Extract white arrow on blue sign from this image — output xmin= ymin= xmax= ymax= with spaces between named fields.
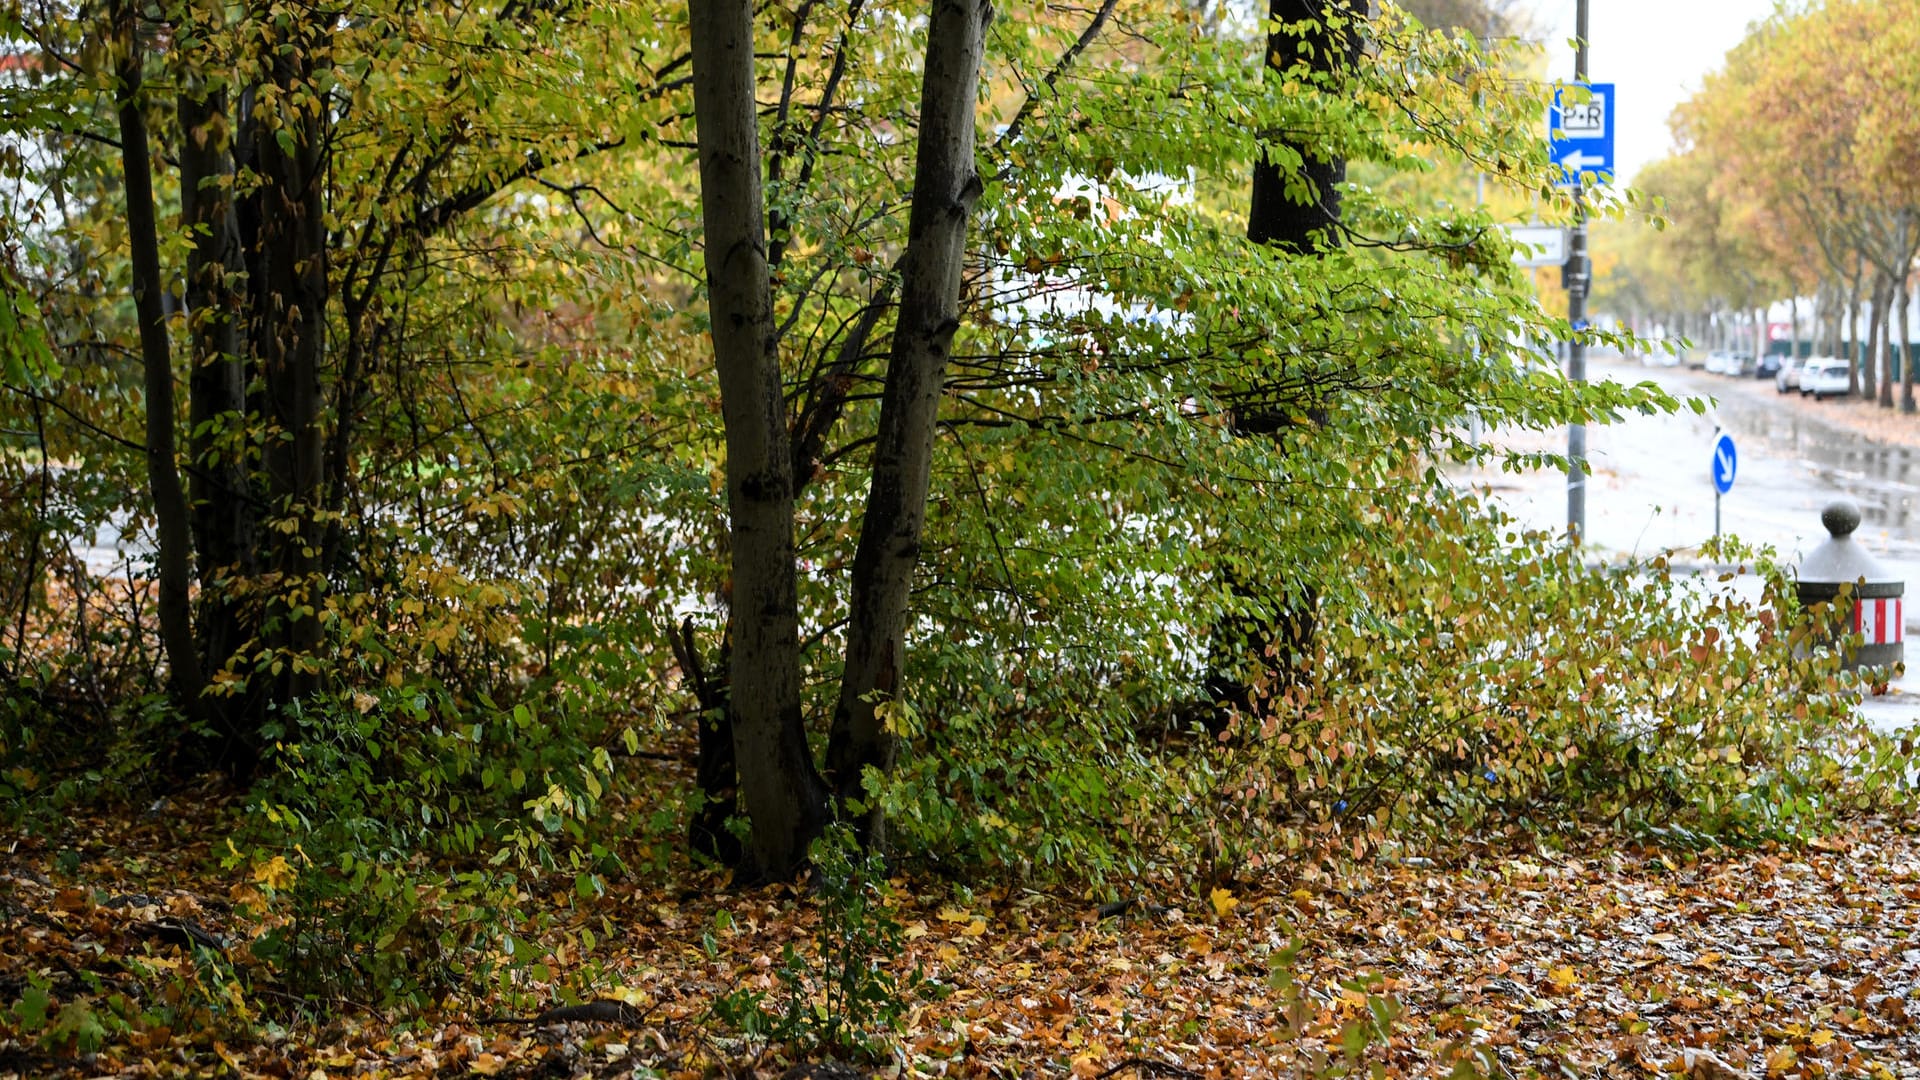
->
xmin=1549 ymin=83 xmax=1615 ymax=187
xmin=1712 ymin=432 xmax=1737 ymax=495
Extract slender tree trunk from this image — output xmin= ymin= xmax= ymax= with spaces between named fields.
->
xmin=688 ymin=0 xmax=829 ymax=880
xmin=1862 ymin=280 xmax=1880 ymax=400
xmin=1845 ymin=273 xmax=1861 ymax=392
xmin=1873 ymin=274 xmax=1889 ymax=409
xmin=180 ymin=83 xmax=251 ymax=608
xmin=669 ymin=619 xmax=740 ymax=866
xmin=1901 ymin=271 xmax=1914 ymax=414
xmin=826 ymin=0 xmax=992 ymax=848
xmin=178 ymin=77 xmax=260 ymax=765
xmin=113 ymin=3 xmax=206 ymax=716
xmin=246 ymin=12 xmax=330 ymax=708
xmin=1814 ymin=281 xmax=1829 ymax=358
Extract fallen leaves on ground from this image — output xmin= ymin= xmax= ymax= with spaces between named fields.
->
xmin=3 ymin=797 xmax=1919 ymax=1079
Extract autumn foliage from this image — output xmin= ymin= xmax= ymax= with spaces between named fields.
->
xmin=0 ymin=0 xmax=1915 ymax=1075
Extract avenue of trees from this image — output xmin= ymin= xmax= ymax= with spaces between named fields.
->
xmin=1600 ymin=0 xmax=1920 ymax=408
xmin=0 ymin=0 xmax=1908 ymax=1008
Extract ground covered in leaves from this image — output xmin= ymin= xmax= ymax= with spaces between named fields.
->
xmin=3 ymin=795 xmax=1918 ymax=1079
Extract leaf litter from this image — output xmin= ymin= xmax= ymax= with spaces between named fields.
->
xmin=2 ymin=797 xmax=1918 ymax=1079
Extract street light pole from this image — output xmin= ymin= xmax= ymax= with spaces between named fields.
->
xmin=1566 ymin=0 xmax=1590 ymax=544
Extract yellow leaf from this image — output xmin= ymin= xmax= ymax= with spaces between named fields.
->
xmin=253 ymin=855 xmax=298 ymax=891
xmin=1549 ymin=965 xmax=1578 ymax=990
xmin=963 ymin=918 xmax=988 ymax=938
xmin=1209 ymin=887 xmax=1240 ymax=918
xmin=936 ymin=945 xmax=960 ymax=963
xmin=936 ymin=906 xmax=971 ymax=923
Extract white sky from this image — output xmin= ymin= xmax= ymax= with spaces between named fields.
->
xmin=1525 ymin=0 xmax=1779 ymax=185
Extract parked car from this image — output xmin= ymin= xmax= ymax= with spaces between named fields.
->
xmin=1703 ymin=350 xmax=1731 ymax=374
xmin=1776 ymin=355 xmax=1809 ymax=393
xmin=1800 ymin=358 xmax=1851 ymax=399
xmin=1755 ymin=355 xmax=1782 ymax=379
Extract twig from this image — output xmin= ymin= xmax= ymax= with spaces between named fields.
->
xmin=475 ymin=999 xmax=647 ymax=1027
xmin=1093 ymin=1057 xmax=1204 ymax=1080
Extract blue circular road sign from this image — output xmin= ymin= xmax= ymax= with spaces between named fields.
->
xmin=1712 ymin=432 xmax=1737 ymax=495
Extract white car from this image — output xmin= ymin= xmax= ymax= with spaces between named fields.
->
xmin=1799 ymin=358 xmax=1851 ymax=399
xmin=1776 ymin=355 xmax=1808 ymax=392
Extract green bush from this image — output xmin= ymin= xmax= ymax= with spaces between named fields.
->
xmin=708 ymin=825 xmax=923 ymax=1061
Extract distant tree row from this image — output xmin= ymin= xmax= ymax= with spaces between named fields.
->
xmin=1597 ymin=0 xmax=1920 ymax=408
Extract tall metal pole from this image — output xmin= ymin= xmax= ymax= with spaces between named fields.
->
xmin=1566 ymin=0 xmax=1591 ymax=544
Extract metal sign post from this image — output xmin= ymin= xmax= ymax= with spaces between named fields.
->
xmin=1559 ymin=0 xmax=1600 ymax=544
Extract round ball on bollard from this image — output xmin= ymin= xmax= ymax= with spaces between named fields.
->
xmin=1820 ymin=499 xmax=1861 ymax=539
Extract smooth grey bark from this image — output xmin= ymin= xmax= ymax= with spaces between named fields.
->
xmin=825 ymin=0 xmax=992 ymax=845
xmin=114 ymin=5 xmax=206 ymax=714
xmin=688 ymin=0 xmax=829 ymax=879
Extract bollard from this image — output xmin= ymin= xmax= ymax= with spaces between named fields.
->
xmin=1795 ymin=499 xmax=1904 ymax=672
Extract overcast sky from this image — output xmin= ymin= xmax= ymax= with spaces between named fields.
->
xmin=1525 ymin=0 xmax=1780 ymax=185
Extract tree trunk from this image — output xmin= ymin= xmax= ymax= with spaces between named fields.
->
xmin=178 ymin=76 xmax=260 ymax=766
xmin=1203 ymin=0 xmax=1361 ymax=723
xmin=688 ymin=0 xmax=829 ymax=880
xmin=1845 ymin=272 xmax=1861 ymax=393
xmin=1816 ymin=281 xmax=1831 ymax=358
xmin=1862 ymin=280 xmax=1881 ymax=400
xmin=669 ymin=619 xmax=740 ymax=866
xmin=1873 ymin=274 xmax=1889 ymax=409
xmin=826 ymin=0 xmax=991 ymax=848
xmin=245 ymin=12 xmax=330 ymax=708
xmin=1248 ymin=0 xmax=1366 ymax=252
xmin=113 ymin=2 xmax=206 ymax=717
xmin=1901 ymin=271 xmax=1914 ymax=414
